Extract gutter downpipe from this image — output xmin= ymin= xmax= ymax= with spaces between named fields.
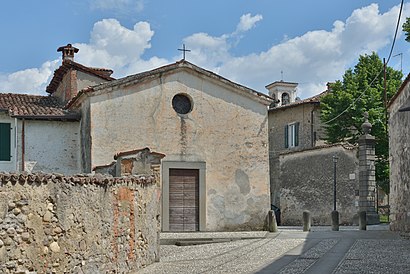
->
xmin=14 ymin=118 xmax=18 ymax=171
xmin=21 ymin=118 xmax=25 ymax=172
xmin=311 ymin=109 xmax=314 ymax=147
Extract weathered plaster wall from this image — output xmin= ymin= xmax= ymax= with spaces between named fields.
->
xmin=279 ymin=145 xmax=359 ymax=225
xmin=268 ymin=103 xmax=324 ymax=208
xmin=76 ymin=71 xmax=109 ymax=93
xmin=389 ymin=80 xmax=410 ymax=235
xmin=268 ymin=104 xmax=323 ymax=154
xmin=0 ymin=117 xmax=81 ymax=175
xmin=0 ymin=172 xmax=160 ymax=273
xmin=0 ymin=114 xmax=16 ymax=172
xmin=86 ymin=69 xmax=270 ymax=231
xmin=54 ymin=70 xmax=108 ymax=103
xmin=16 ymin=120 xmax=81 ymax=175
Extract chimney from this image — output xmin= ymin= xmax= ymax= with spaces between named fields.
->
xmin=57 ymin=44 xmax=79 ymax=62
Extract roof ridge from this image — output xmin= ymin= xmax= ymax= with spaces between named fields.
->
xmin=65 ymin=60 xmax=273 ymax=109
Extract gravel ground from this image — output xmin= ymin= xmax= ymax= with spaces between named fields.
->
xmin=135 ymin=226 xmax=410 ymax=274
xmin=278 ymin=239 xmax=338 ymax=274
xmin=138 ymin=238 xmax=305 ymax=274
xmin=334 ymin=239 xmax=410 ymax=274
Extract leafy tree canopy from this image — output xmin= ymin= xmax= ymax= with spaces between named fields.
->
xmin=320 ymin=52 xmax=403 ymax=194
xmin=403 ymin=17 xmax=410 ymax=42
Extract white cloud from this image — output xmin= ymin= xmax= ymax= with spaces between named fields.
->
xmin=186 ymin=3 xmax=410 ymax=98
xmin=73 ymin=19 xmax=166 ymax=76
xmin=1 ymin=4 xmax=409 ymax=98
xmin=0 ymin=60 xmax=59 ymax=94
xmin=181 ymin=13 xmax=263 ymax=69
xmin=236 ymin=13 xmax=263 ymax=33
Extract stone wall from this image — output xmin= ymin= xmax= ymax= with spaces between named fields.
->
xmin=388 ymin=75 xmax=410 ymax=236
xmin=0 ymin=172 xmax=160 ymax=273
xmin=278 ymin=144 xmax=359 ymax=225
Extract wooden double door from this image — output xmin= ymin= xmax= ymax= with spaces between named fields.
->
xmin=169 ymin=169 xmax=199 ymax=231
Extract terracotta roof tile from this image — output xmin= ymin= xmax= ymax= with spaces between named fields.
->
xmin=0 ymin=93 xmax=80 ymax=120
xmin=269 ymin=90 xmax=328 ymax=111
xmin=46 ymin=60 xmax=115 ymax=94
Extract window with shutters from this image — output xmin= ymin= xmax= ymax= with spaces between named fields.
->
xmin=0 ymin=123 xmax=11 ymax=161
xmin=284 ymin=122 xmax=299 ymax=148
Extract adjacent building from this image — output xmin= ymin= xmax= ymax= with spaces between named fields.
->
xmin=267 ymin=82 xmax=359 ymax=225
xmin=388 ymin=73 xmax=410 ymax=235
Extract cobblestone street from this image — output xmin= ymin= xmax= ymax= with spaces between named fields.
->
xmin=137 ymin=225 xmax=410 ymax=274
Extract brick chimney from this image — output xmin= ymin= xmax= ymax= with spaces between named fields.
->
xmin=57 ymin=44 xmax=79 ymax=62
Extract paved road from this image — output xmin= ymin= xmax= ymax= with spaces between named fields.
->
xmin=137 ymin=225 xmax=410 ymax=274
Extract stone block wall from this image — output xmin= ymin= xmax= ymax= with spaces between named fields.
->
xmin=0 ymin=172 xmax=160 ymax=274
xmin=388 ymin=77 xmax=410 ymax=237
xmin=278 ymin=144 xmax=359 ymax=225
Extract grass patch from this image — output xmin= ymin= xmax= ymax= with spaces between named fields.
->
xmin=379 ymin=214 xmax=389 ymax=223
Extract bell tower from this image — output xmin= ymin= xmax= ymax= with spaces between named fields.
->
xmin=265 ymin=81 xmax=298 ymax=107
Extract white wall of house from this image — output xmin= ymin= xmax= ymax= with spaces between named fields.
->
xmin=85 ymin=69 xmax=271 ymax=231
xmin=16 ymin=120 xmax=81 ymax=175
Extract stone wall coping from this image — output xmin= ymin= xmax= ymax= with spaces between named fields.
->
xmin=279 ymin=142 xmax=357 ymax=156
xmin=0 ymin=172 xmax=155 ymax=186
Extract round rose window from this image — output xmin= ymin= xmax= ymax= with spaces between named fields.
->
xmin=172 ymin=94 xmax=192 ymax=114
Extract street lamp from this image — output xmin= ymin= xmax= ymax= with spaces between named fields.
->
xmin=332 ymin=155 xmax=339 ymax=211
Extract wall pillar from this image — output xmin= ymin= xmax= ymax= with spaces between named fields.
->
xmin=358 ymin=112 xmax=379 ymax=224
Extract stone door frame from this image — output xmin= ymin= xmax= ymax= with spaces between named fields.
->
xmin=161 ymin=161 xmax=206 ymax=231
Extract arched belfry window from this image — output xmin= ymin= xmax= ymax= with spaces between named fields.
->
xmin=282 ymin=93 xmax=290 ymax=105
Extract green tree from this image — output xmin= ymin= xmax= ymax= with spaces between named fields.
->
xmin=402 ymin=17 xmax=410 ymax=42
xmin=320 ymin=52 xmax=403 ymax=194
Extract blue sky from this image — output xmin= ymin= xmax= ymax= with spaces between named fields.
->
xmin=0 ymin=0 xmax=409 ymax=98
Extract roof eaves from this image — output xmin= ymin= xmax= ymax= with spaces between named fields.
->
xmin=10 ymin=114 xmax=81 ymax=121
xmin=70 ymin=60 xmax=273 ymax=106
xmin=387 ymin=72 xmax=410 ymax=109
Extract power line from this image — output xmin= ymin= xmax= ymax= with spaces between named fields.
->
xmin=322 ymin=67 xmax=384 ymax=125
xmin=386 ymin=0 xmax=405 ymax=65
xmin=322 ymin=0 xmax=404 ymax=125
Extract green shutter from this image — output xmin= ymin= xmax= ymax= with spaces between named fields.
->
xmin=0 ymin=123 xmax=11 ymax=161
xmin=284 ymin=124 xmax=289 ymax=148
xmin=295 ymin=122 xmax=300 ymax=147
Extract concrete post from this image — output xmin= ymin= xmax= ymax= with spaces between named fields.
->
xmin=303 ymin=210 xmax=311 ymax=232
xmin=268 ymin=210 xmax=278 ymax=232
xmin=359 ymin=211 xmax=367 ymax=230
xmin=331 ymin=210 xmax=339 ymax=231
xmin=358 ymin=112 xmax=380 ymax=224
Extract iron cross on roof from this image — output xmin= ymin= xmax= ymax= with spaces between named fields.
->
xmin=178 ymin=44 xmax=191 ymax=60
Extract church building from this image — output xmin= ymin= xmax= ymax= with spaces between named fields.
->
xmin=0 ymin=44 xmax=273 ymax=232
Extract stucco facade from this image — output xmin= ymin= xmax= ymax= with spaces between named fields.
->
xmin=0 ymin=113 xmax=80 ymax=175
xmin=388 ymin=74 xmax=410 ymax=235
xmin=77 ymin=63 xmax=272 ymax=231
xmin=268 ymin=95 xmax=326 ymax=207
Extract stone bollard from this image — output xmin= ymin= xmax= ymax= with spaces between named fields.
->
xmin=359 ymin=211 xmax=367 ymax=230
xmin=331 ymin=210 xmax=339 ymax=231
xmin=268 ymin=210 xmax=278 ymax=232
xmin=302 ymin=210 xmax=311 ymax=232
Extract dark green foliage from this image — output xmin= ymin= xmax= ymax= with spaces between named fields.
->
xmin=320 ymin=52 xmax=403 ymax=194
xmin=403 ymin=17 xmax=410 ymax=43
